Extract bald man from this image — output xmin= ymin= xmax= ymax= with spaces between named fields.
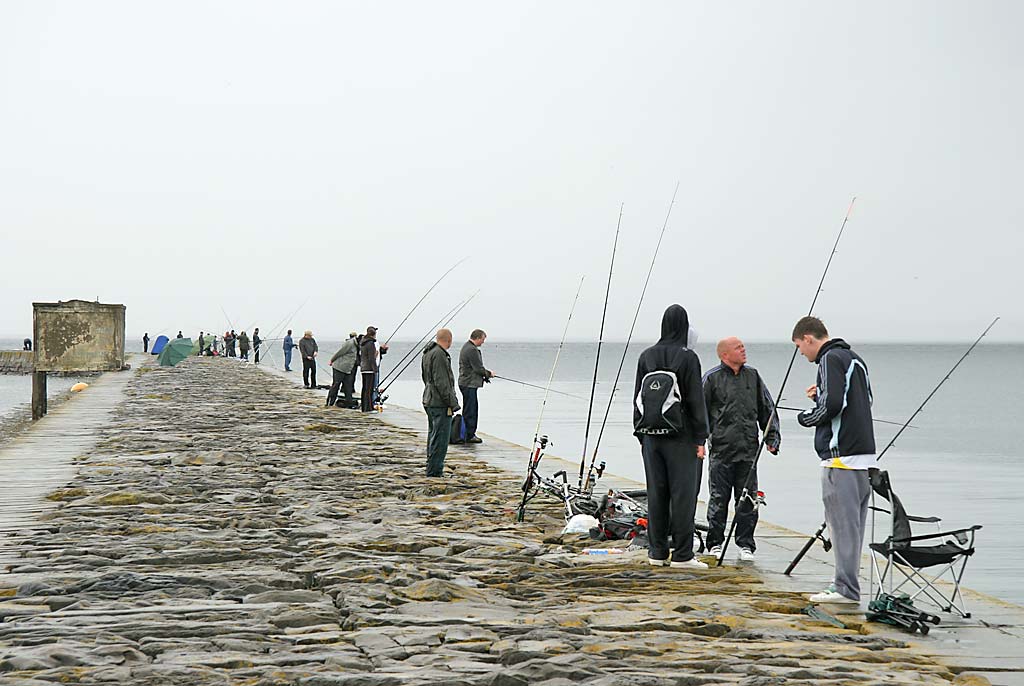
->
xmin=421 ymin=328 xmax=461 ymax=477
xmin=701 ymin=337 xmax=781 ymax=561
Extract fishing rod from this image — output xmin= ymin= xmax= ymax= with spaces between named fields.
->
xmin=382 ymin=257 xmax=468 ymax=348
xmin=582 ymin=184 xmax=679 ymax=493
xmin=378 ymin=291 xmax=480 ymax=397
xmin=578 ymin=204 xmax=622 ymax=489
xmin=491 ymin=375 xmax=587 ymax=401
xmin=717 ymin=196 xmax=857 ymax=566
xmin=517 ymin=276 xmax=585 ymax=523
xmin=379 ymin=300 xmax=465 ymax=386
xmin=783 ymin=316 xmax=999 ymax=576
xmin=256 ymin=298 xmax=310 ymax=367
xmin=775 ymin=405 xmax=913 ymax=428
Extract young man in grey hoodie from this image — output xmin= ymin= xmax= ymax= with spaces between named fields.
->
xmin=422 ymin=328 xmax=460 ymax=477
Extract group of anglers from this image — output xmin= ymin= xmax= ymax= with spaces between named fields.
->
xmin=141 ymin=330 xmax=264 ymax=362
xmin=631 ymin=304 xmax=872 ymax=605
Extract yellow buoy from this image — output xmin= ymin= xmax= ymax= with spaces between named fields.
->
xmin=70 ymin=383 xmax=89 ymax=393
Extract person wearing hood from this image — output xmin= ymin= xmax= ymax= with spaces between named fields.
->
xmin=359 ymin=327 xmax=388 ymax=411
xmin=702 ymin=337 xmax=781 ymax=561
xmin=299 ymin=330 xmax=318 ymax=388
xmin=793 ymin=316 xmax=876 ymax=605
xmin=327 ymin=332 xmax=360 ymax=407
xmin=633 ymin=304 xmax=709 ymax=569
xmin=422 ymin=328 xmax=460 ymax=477
xmin=142 ymin=333 xmax=149 ymax=353
xmin=238 ymin=331 xmax=251 ymax=361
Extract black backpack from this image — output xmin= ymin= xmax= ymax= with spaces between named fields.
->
xmin=449 ymin=414 xmax=467 ymax=444
xmin=634 ymin=352 xmax=686 ymax=436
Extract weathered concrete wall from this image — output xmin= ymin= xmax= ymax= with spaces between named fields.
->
xmin=32 ymin=300 xmax=126 ymax=372
xmin=0 ymin=351 xmax=33 ymax=374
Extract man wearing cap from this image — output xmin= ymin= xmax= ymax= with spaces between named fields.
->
xmin=359 ymin=327 xmax=389 ymax=412
xmin=299 ymin=330 xmax=319 ymax=388
xmin=327 ymin=332 xmax=360 ymax=407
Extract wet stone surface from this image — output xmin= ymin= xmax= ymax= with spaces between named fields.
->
xmin=0 ymin=358 xmax=981 ymax=684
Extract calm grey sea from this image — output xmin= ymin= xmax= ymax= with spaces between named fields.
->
xmin=3 ymin=337 xmax=1019 ymax=605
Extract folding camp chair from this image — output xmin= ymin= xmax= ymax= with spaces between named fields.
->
xmin=868 ymin=469 xmax=982 ymax=618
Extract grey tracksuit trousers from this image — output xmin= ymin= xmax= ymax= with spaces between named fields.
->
xmin=821 ymin=468 xmax=871 ymax=600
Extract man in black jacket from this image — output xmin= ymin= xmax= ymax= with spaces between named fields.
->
xmin=458 ymin=329 xmax=494 ymax=444
xmin=633 ymin=304 xmax=709 ymax=569
xmin=359 ymin=327 xmax=388 ymax=412
xmin=702 ymin=337 xmax=780 ymax=561
xmin=422 ymin=328 xmax=460 ymax=477
xmin=793 ymin=316 xmax=876 ymax=604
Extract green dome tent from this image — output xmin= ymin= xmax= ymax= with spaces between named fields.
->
xmin=157 ymin=337 xmax=193 ymax=367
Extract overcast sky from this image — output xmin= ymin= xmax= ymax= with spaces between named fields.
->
xmin=1 ymin=2 xmax=1021 ymax=343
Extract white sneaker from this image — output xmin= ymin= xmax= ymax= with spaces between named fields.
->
xmin=808 ymin=589 xmax=858 ymax=604
xmin=670 ymin=558 xmax=709 ymax=570
xmin=648 ymin=557 xmax=669 ymax=567
xmin=708 ymin=545 xmax=723 ymax=557
xmin=738 ymin=548 xmax=755 ymax=561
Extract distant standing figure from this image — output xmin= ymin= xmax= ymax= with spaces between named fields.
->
xmin=327 ymin=332 xmax=360 ymax=407
xmin=197 ymin=332 xmax=205 ymax=356
xmin=238 ymin=331 xmax=251 ymax=361
xmin=299 ymin=330 xmax=318 ymax=388
xmin=228 ymin=330 xmax=237 ymax=357
xmin=22 ymin=338 xmax=32 ymax=352
xmin=252 ymin=328 xmax=262 ymax=364
xmin=283 ymin=329 xmax=297 ymax=371
xmin=211 ymin=335 xmax=220 ymax=355
xmin=143 ymin=333 xmax=150 ymax=353
xmin=458 ymin=329 xmax=494 ymax=444
xmin=633 ymin=304 xmax=709 ymax=569
xmin=359 ymin=327 xmax=388 ymax=412
xmin=421 ymin=328 xmax=460 ymax=477
xmin=177 ymin=331 xmax=184 ymax=339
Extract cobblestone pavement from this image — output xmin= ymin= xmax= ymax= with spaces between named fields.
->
xmin=0 ymin=358 xmax=986 ymax=685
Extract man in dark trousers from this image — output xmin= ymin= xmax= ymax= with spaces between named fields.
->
xmin=422 ymin=328 xmax=460 ymax=477
xmin=197 ymin=332 xmax=205 ymax=355
xmin=793 ymin=316 xmax=876 ymax=605
xmin=327 ymin=332 xmax=359 ymax=407
xmin=457 ymin=329 xmax=494 ymax=444
xmin=299 ymin=330 xmax=318 ymax=388
xmin=359 ymin=327 xmax=388 ymax=411
xmin=238 ymin=331 xmax=251 ymax=361
xmin=252 ymin=328 xmax=262 ymax=364
xmin=143 ymin=333 xmax=149 ymax=353
xmin=702 ymin=336 xmax=781 ymax=562
xmin=633 ymin=304 xmax=709 ymax=569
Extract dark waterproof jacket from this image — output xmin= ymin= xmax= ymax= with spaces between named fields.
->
xmin=797 ymin=338 xmax=876 ymax=460
xmin=298 ymin=336 xmax=318 ymax=359
xmin=457 ymin=340 xmax=491 ymax=389
xmin=632 ymin=305 xmax=708 ymax=444
xmin=238 ymin=333 xmax=250 ymax=352
xmin=359 ymin=337 xmax=381 ymax=373
xmin=421 ymin=342 xmax=460 ymax=410
xmin=702 ymin=364 xmax=780 ymax=463
xmin=253 ymin=333 xmax=262 ymax=348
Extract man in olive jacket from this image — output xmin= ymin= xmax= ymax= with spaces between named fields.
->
xmin=457 ymin=329 xmax=494 ymax=444
xmin=422 ymin=328 xmax=461 ymax=477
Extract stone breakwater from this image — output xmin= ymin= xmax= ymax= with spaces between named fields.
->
xmin=0 ymin=358 xmax=985 ymax=685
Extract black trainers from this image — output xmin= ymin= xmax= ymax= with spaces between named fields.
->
xmin=467 ymin=436 xmax=483 ymax=444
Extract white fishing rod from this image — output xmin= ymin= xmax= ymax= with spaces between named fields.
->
xmin=516 ymin=275 xmax=585 ymax=523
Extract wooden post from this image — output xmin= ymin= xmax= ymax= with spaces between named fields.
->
xmin=31 ymin=371 xmax=47 ymax=420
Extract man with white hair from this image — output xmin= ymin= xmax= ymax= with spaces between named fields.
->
xmin=421 ymin=328 xmax=461 ymax=477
